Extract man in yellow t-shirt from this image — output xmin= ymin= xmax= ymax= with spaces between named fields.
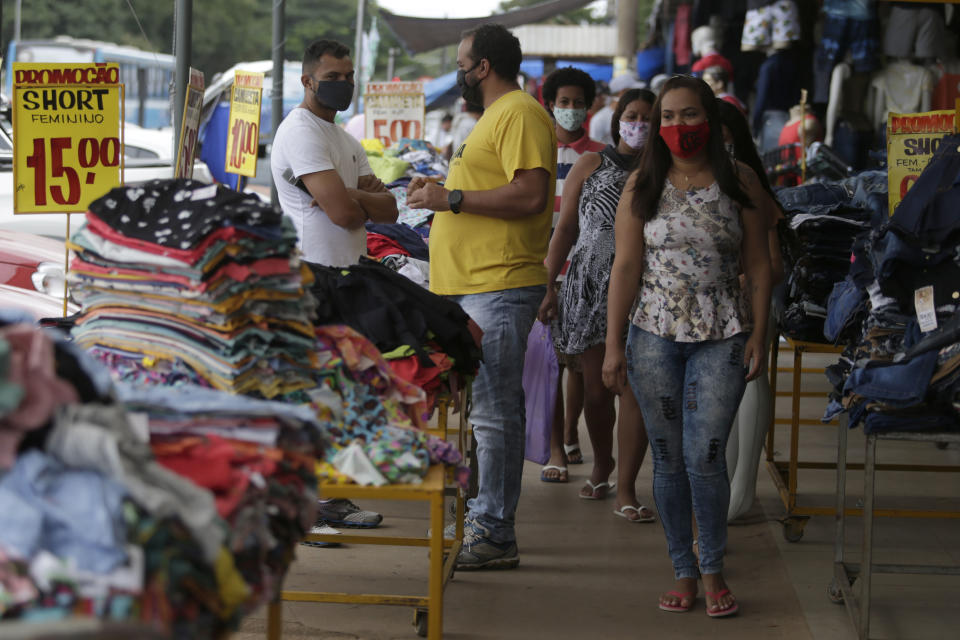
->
xmin=407 ymin=23 xmax=556 ymax=571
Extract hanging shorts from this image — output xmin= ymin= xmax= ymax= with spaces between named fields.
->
xmin=741 ymin=0 xmax=802 ymax=50
xmin=883 ymin=5 xmax=945 ymax=59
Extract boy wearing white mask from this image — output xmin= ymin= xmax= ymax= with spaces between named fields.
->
xmin=539 ymin=67 xmax=606 ymax=484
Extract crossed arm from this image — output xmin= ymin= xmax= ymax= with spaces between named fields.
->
xmin=300 ymin=170 xmax=398 ymax=230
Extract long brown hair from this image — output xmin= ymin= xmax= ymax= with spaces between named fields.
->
xmin=630 ymin=75 xmax=753 ymax=221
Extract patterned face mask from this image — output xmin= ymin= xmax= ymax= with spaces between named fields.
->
xmin=619 ymin=120 xmax=650 ymax=149
xmin=660 ymin=121 xmax=711 ymax=158
xmin=553 ymin=107 xmax=588 ymax=132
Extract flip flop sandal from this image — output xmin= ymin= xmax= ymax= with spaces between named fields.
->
xmin=540 ymin=465 xmax=569 ymax=483
xmin=659 ymin=591 xmax=696 ymax=613
xmin=613 ymin=504 xmax=657 ymax=523
xmin=705 ymin=589 xmax=739 ymax=618
xmin=578 ymin=480 xmax=616 ymax=500
xmin=563 ymin=443 xmax=584 ymax=464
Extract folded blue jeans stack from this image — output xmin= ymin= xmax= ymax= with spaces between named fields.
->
xmin=821 ymin=138 xmax=960 ymax=433
xmin=776 ymin=171 xmax=883 ymax=342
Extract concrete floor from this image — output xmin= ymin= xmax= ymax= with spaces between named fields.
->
xmin=239 ymin=350 xmax=960 ymax=639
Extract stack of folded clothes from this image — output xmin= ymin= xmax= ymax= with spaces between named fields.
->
xmin=67 ymin=179 xmax=318 ymax=398
xmin=0 ymin=316 xmax=324 ymax=636
xmin=823 ymin=139 xmax=960 ymax=433
xmin=309 ymin=257 xmax=482 ymax=415
xmin=777 ymin=170 xmax=886 ymax=341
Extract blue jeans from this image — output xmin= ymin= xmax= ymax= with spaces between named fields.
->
xmin=448 ymin=285 xmax=544 ymax=543
xmin=625 ymin=327 xmax=748 ymax=579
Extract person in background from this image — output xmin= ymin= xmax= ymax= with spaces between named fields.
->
xmin=589 ymin=73 xmax=644 ymax=146
xmin=538 ymin=66 xmax=605 ymax=483
xmin=716 ymin=99 xmax=785 ymax=523
xmin=406 ymin=23 xmax=556 ymax=571
xmin=449 ymin=100 xmax=483 ymax=157
xmin=428 ymin=112 xmax=455 ymax=157
xmin=270 ymin=38 xmax=399 ymax=535
xmin=585 ymin=80 xmax=610 ymax=135
xmin=603 ymin=75 xmax=771 ymax=616
xmin=539 ymin=88 xmax=657 ymax=521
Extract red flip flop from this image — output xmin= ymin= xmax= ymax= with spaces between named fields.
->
xmin=705 ymin=589 xmax=739 ymax=618
xmin=659 ymin=591 xmax=696 ymax=612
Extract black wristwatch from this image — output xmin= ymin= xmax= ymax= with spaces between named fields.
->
xmin=448 ymin=189 xmax=464 ymax=214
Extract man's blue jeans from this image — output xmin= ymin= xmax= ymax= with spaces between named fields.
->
xmin=447 ymin=285 xmax=544 ymax=543
xmin=626 ymin=327 xmax=748 ymax=579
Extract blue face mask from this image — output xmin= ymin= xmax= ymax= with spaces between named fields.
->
xmin=553 ymin=107 xmax=588 ymax=132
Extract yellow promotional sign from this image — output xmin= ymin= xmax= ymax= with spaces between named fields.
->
xmin=12 ymin=62 xmax=123 ymax=213
xmin=364 ymin=82 xmax=425 ymax=146
xmin=887 ymin=109 xmax=955 ymax=215
xmin=224 ymin=70 xmax=263 ymax=178
xmin=175 ymin=67 xmax=205 ymax=179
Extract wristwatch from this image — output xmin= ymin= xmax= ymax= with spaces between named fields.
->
xmin=448 ymin=189 xmax=464 ymax=214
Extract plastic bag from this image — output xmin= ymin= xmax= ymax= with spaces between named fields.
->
xmin=522 ymin=321 xmax=558 ymax=465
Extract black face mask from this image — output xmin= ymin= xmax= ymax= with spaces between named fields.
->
xmin=456 ymin=62 xmax=483 ymax=106
xmin=313 ymin=79 xmax=354 ymax=112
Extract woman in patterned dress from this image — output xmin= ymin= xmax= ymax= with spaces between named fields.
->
xmin=538 ymin=89 xmax=658 ymax=521
xmin=602 ymin=76 xmax=772 ymax=617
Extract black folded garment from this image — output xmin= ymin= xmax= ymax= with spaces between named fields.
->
xmin=308 ymin=257 xmax=482 ymax=376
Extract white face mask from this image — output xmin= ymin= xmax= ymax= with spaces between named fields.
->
xmin=554 ymin=107 xmax=588 ymax=132
xmin=619 ymin=120 xmax=649 ymax=149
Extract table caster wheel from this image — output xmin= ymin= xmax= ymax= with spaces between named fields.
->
xmin=827 ymin=579 xmax=844 ymax=604
xmin=414 ymin=608 xmax=428 ymax=637
xmin=780 ymin=515 xmax=809 ymax=542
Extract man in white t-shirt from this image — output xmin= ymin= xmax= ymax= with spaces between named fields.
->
xmin=271 ymin=39 xmax=397 ymax=268
xmin=270 ymin=39 xmax=396 ymax=534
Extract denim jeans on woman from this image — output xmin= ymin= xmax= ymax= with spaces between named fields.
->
xmin=447 ymin=285 xmax=544 ymax=544
xmin=625 ymin=326 xmax=749 ymax=579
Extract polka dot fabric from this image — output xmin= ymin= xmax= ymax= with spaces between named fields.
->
xmin=88 ymin=179 xmax=282 ymax=251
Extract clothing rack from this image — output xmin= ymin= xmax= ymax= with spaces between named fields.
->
xmin=267 ymin=384 xmax=470 ymax=640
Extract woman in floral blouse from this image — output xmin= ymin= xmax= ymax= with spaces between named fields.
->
xmin=602 ymin=75 xmax=772 ymax=618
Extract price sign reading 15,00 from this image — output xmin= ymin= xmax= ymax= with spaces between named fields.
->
xmin=12 ymin=62 xmax=123 ymax=214
xmin=25 ymin=135 xmax=121 ymax=206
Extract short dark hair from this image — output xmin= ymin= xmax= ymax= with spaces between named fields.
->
xmin=541 ymin=66 xmax=596 ymax=107
xmin=461 ymin=24 xmax=522 ymax=81
xmin=611 ymin=88 xmax=656 ymax=146
xmin=303 ymin=39 xmax=350 ymax=75
xmin=441 ymin=113 xmax=453 ymax=123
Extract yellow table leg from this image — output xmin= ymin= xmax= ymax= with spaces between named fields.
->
xmin=788 ymin=343 xmax=803 ymax=511
xmin=267 ymin=599 xmax=281 ymax=640
xmin=428 ymin=488 xmax=445 ymax=640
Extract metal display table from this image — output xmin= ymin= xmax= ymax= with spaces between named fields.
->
xmin=831 ymin=424 xmax=960 ymax=639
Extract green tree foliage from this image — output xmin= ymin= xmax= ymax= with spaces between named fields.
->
xmin=1 ymin=0 xmax=422 ymax=80
xmin=496 ymin=0 xmax=608 ymax=25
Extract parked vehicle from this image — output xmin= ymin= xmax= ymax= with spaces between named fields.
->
xmin=4 ymin=36 xmax=176 ymax=128
xmin=0 ymin=120 xmax=214 ymax=238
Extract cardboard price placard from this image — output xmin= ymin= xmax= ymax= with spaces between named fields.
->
xmin=12 ymin=62 xmax=123 ymax=213
xmin=887 ymin=109 xmax=956 ymax=215
xmin=175 ymin=68 xmax=205 ymax=179
xmin=224 ymin=70 xmax=264 ymax=178
xmin=364 ymin=81 xmax=425 ymax=147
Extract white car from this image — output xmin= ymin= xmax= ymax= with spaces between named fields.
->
xmin=0 ymin=122 xmax=214 ymax=239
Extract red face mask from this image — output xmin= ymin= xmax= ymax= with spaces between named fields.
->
xmin=659 ymin=121 xmax=711 ymax=158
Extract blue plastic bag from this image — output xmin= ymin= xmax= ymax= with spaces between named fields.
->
xmin=522 ymin=321 xmax=558 ymax=465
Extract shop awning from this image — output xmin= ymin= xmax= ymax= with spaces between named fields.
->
xmin=380 ymin=0 xmax=595 ymax=55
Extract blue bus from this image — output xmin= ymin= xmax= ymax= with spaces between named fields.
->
xmin=3 ymin=36 xmax=176 ymax=128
